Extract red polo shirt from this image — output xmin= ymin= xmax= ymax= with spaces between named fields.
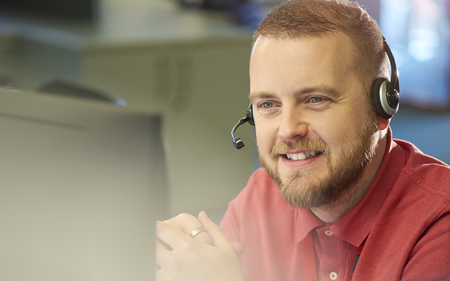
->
xmin=220 ymin=131 xmax=450 ymax=281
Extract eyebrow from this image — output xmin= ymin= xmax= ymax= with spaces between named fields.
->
xmin=249 ymin=85 xmax=341 ymax=102
xmin=248 ymin=91 xmax=276 ymax=102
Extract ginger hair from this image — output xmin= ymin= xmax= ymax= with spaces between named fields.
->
xmin=253 ymin=0 xmax=389 ymax=101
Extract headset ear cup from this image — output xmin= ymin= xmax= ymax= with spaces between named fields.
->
xmin=371 ymin=78 xmax=392 ymax=120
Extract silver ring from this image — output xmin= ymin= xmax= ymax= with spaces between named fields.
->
xmin=189 ymin=227 xmax=205 ymax=238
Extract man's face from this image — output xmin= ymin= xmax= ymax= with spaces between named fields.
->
xmin=250 ymin=34 xmax=379 ymax=209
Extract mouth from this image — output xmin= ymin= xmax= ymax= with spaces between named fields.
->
xmin=284 ymin=150 xmax=324 ymax=160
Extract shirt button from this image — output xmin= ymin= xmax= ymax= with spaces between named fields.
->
xmin=325 ymin=230 xmax=333 ymax=236
xmin=330 ymin=272 xmax=338 ymax=280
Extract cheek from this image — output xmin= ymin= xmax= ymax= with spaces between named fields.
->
xmin=255 ymin=125 xmax=276 ymax=154
xmin=313 ymin=115 xmax=351 ymax=148
xmin=317 ymin=111 xmax=368 ymax=149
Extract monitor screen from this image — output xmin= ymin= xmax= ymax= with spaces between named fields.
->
xmin=0 ymin=89 xmax=166 ymax=281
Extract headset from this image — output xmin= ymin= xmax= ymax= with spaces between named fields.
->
xmin=231 ymin=37 xmax=400 ymax=149
xmin=372 ymin=38 xmax=400 ymax=119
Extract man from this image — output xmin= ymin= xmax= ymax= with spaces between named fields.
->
xmin=156 ymin=0 xmax=450 ymax=280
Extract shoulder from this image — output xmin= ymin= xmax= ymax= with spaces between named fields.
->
xmin=357 ymin=140 xmax=450 ymax=279
xmin=395 ymin=138 xmax=450 ymax=202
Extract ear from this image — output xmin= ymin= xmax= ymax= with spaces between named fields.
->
xmin=376 ymin=114 xmax=390 ymax=131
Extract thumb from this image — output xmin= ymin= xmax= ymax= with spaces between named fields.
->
xmin=231 ymin=241 xmax=245 ymax=256
xmin=198 ymin=211 xmax=237 ymax=255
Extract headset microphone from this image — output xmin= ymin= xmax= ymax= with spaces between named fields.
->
xmin=231 ymin=103 xmax=254 ymax=149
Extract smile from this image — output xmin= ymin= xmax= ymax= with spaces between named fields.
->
xmin=286 ymin=151 xmax=323 ymax=160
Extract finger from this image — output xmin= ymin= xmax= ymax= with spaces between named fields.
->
xmin=165 ymin=213 xmax=214 ymax=246
xmin=164 ymin=213 xmax=198 ymax=234
xmin=231 ymin=241 xmax=245 ymax=256
xmin=156 ymin=237 xmax=171 ymax=251
xmin=155 ymin=269 xmax=171 ymax=281
xmin=192 ymin=230 xmax=211 ymax=242
xmin=156 ymin=220 xmax=192 ymax=251
xmin=198 ymin=211 xmax=236 ymax=255
xmin=156 ymin=239 xmax=170 ymax=252
xmin=155 ymin=237 xmax=173 ymax=270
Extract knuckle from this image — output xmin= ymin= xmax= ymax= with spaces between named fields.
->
xmin=176 ymin=213 xmax=196 ymax=221
xmin=164 ymin=213 xmax=195 ymax=225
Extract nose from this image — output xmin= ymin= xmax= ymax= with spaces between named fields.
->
xmin=278 ymin=106 xmax=308 ymax=142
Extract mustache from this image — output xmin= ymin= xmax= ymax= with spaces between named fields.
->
xmin=271 ymin=139 xmax=330 ymax=159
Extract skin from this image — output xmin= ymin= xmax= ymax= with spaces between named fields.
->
xmin=250 ymin=33 xmax=389 ymax=223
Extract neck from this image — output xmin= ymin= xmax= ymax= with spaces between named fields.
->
xmin=310 ymin=129 xmax=388 ymax=223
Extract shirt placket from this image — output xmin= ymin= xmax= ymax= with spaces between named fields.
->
xmin=314 ymin=226 xmax=348 ymax=281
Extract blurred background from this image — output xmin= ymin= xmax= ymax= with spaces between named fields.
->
xmin=0 ymin=0 xmax=449 ymax=223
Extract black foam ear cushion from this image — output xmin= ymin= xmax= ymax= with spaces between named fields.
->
xmin=371 ymin=77 xmax=392 ymax=120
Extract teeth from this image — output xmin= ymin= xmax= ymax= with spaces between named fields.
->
xmin=297 ymin=153 xmax=306 ymax=160
xmin=287 ymin=151 xmax=321 ymax=160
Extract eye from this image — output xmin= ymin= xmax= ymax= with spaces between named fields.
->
xmin=259 ymin=102 xmax=274 ymax=109
xmin=309 ymin=97 xmax=324 ymax=103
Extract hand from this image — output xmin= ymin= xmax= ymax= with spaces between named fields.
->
xmin=160 ymin=213 xmax=214 ymax=247
xmin=156 ymin=211 xmax=246 ymax=281
xmin=158 ymin=212 xmax=244 ymax=256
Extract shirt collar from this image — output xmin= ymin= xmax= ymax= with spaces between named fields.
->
xmin=295 ymin=128 xmax=406 ymax=246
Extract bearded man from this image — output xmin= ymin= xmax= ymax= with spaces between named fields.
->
xmin=156 ymin=1 xmax=450 ymax=280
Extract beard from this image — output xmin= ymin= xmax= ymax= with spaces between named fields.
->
xmin=258 ymin=112 xmax=378 ymax=210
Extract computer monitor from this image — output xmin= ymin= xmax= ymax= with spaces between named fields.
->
xmin=0 ymin=0 xmax=97 ymax=21
xmin=0 ymin=89 xmax=166 ymax=281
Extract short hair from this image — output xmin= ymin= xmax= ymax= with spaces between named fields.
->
xmin=253 ymin=0 xmax=389 ymax=101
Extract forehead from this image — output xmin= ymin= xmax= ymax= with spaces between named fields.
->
xmin=249 ymin=34 xmax=360 ymax=98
